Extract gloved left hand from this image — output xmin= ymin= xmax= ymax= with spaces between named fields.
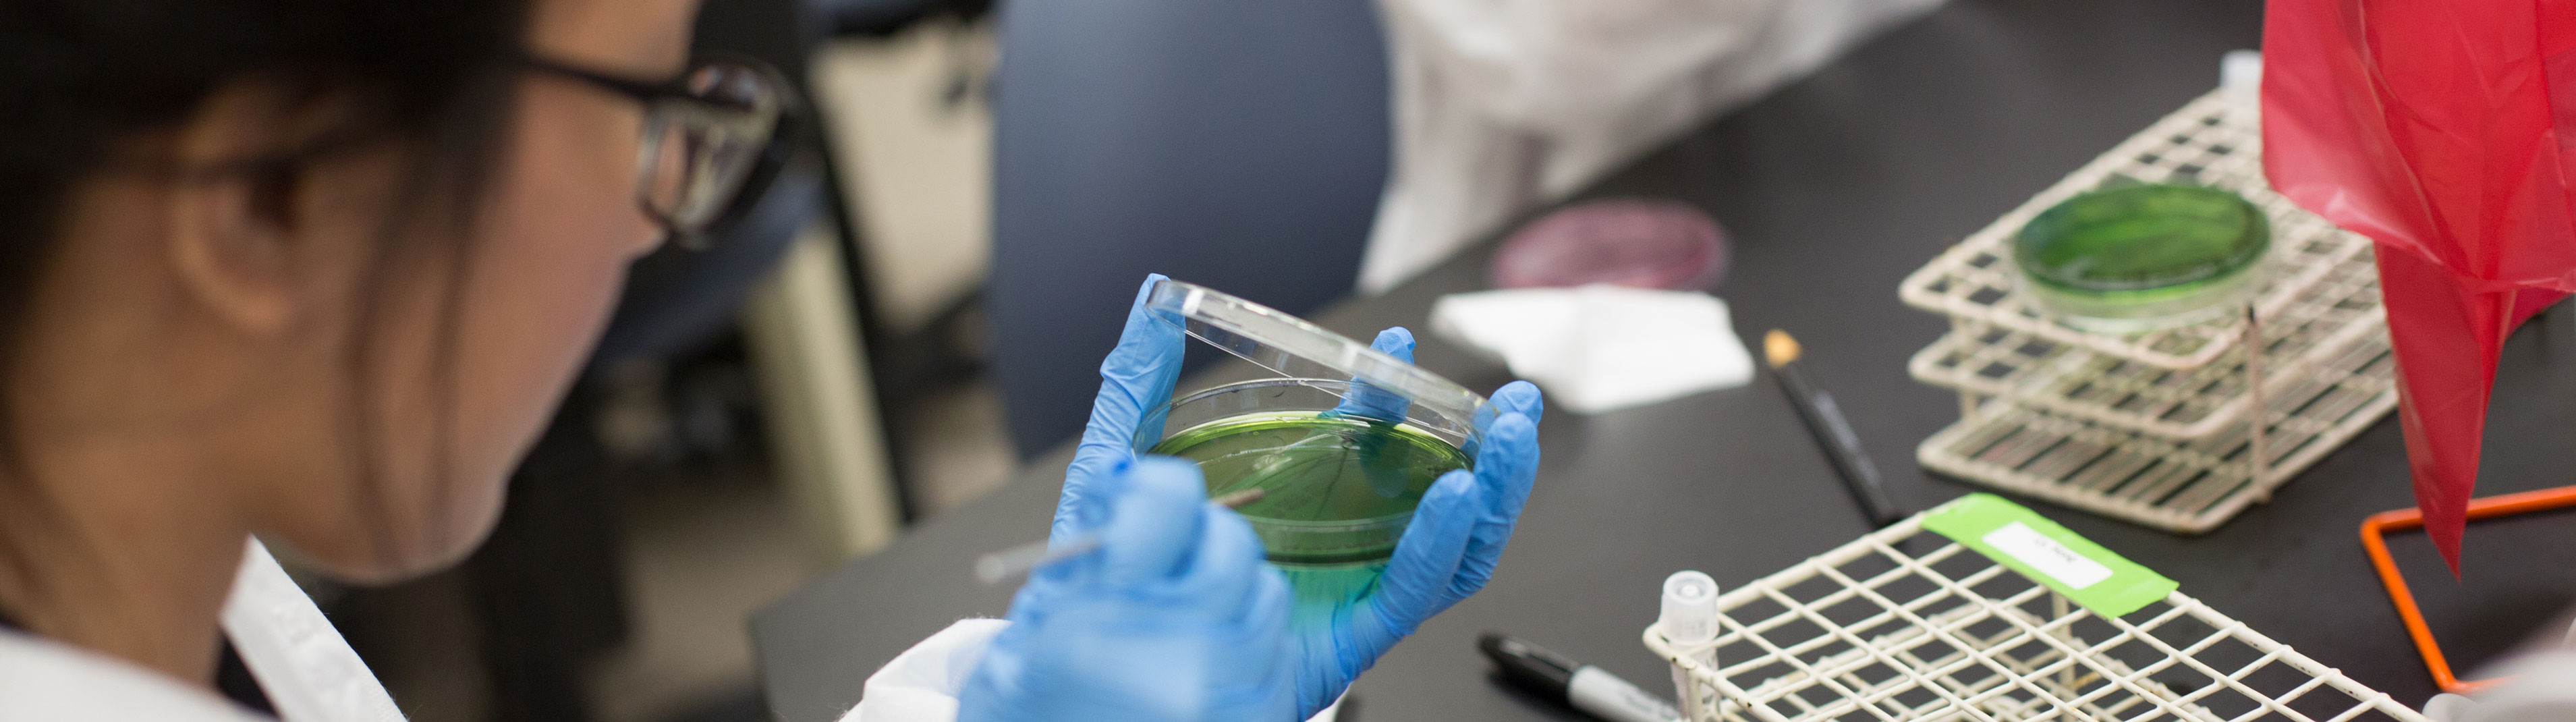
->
xmin=1051 ymin=275 xmax=1189 ymax=547
xmin=958 ymin=456 xmax=1298 ymax=722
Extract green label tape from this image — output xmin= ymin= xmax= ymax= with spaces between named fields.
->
xmin=1920 ymin=494 xmax=2177 ymax=618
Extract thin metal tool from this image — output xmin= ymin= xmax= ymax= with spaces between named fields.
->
xmin=974 ymin=488 xmax=1266 ymax=585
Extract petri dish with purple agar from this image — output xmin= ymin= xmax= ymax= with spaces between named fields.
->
xmin=1491 ymin=198 xmax=1729 ymax=290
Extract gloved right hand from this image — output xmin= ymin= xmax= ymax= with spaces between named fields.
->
xmin=957 ymin=456 xmax=1299 ymax=722
xmin=1289 ymin=328 xmax=1544 ymax=716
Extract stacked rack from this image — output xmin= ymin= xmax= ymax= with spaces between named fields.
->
xmin=1897 ymin=90 xmax=2397 ymax=534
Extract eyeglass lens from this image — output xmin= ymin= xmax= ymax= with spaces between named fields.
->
xmin=638 ymin=62 xmax=782 ymax=237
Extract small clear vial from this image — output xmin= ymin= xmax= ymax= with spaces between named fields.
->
xmin=1660 ymin=571 xmax=1719 ymax=709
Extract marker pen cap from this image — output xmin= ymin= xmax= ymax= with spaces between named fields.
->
xmin=1659 ymin=571 xmax=1719 ymax=646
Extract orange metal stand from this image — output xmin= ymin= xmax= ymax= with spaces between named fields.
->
xmin=2357 ymin=484 xmax=2576 ymax=694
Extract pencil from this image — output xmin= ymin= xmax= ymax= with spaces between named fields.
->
xmin=1764 ymin=330 xmax=1905 ymax=528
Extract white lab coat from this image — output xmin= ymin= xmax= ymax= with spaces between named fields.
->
xmin=1357 ymin=0 xmax=1948 ymax=292
xmin=0 ymin=539 xmax=405 ymax=722
xmin=840 ymin=619 xmax=1008 ymax=721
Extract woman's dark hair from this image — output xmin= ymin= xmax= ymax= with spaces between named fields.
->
xmin=0 ymin=1 xmax=536 ymax=586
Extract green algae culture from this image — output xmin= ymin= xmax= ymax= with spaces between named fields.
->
xmin=1150 ymin=410 xmax=1473 ymax=626
xmin=2013 ymin=183 xmax=2269 ymax=331
xmin=1149 ymin=411 xmax=1472 ymax=566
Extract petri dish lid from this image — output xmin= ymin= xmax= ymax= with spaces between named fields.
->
xmin=1144 ymin=279 xmax=1495 ymax=431
xmin=2013 ymin=184 xmax=2270 ymax=293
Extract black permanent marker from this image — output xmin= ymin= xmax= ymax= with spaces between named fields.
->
xmin=1479 ymin=633 xmax=1683 ymax=722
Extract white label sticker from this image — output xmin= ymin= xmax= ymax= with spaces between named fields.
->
xmin=1981 ymin=522 xmax=2112 ymax=590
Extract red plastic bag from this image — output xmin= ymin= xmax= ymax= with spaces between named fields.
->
xmin=2262 ymin=0 xmax=2576 ymax=571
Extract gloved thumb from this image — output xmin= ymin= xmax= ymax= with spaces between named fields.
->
xmin=1370 ymin=470 xmax=1483 ymax=634
xmin=1097 ymin=456 xmax=1210 ymax=590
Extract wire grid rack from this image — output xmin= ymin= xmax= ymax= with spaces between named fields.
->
xmin=1907 ymin=244 xmax=2384 ymax=440
xmin=1897 ymin=90 xmax=2370 ymax=371
xmin=1897 ymin=86 xmax=2400 ymax=532
xmin=1643 ymin=518 xmax=2428 ymax=722
xmin=1914 ymin=331 xmax=2395 ymax=534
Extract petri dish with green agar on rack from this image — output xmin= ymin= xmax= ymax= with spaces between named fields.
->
xmin=1134 ymin=280 xmax=1496 ymax=621
xmin=2012 ymin=183 xmax=2270 ymax=333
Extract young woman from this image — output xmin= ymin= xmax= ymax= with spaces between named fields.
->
xmin=0 ymin=1 xmax=1543 ymax=721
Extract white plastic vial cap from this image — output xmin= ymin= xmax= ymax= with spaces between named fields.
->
xmin=2222 ymin=50 xmax=2263 ymax=119
xmin=1659 ymin=571 xmax=1719 ymax=644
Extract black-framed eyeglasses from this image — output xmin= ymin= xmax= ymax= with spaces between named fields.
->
xmin=524 ymin=53 xmax=794 ymax=250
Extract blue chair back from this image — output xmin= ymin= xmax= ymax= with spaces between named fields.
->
xmin=987 ymin=0 xmax=1391 ymax=457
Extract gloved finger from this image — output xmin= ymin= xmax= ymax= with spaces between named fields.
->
xmin=1465 ymin=381 xmax=1540 ymax=488
xmin=1333 ymin=327 xmax=1416 ymax=422
xmin=1472 ymin=410 xmax=1541 ymax=523
xmin=1097 ymin=456 xmax=1210 ymax=590
xmin=1236 ymin=566 xmax=1294 ymax=696
xmin=1373 ymin=327 xmax=1416 ymax=364
xmin=1243 ymin=565 xmax=1290 ymax=640
xmin=1055 ymin=273 xmax=1185 ymax=542
xmin=1339 ymin=327 xmax=1422 ymax=498
xmin=1454 ymin=410 xmax=1538 ymax=596
xmin=1216 ymin=565 xmax=1295 ymax=713
xmin=1367 ymin=470 xmax=1484 ymax=636
xmin=1052 ymin=457 xmax=1136 ymax=551
xmin=1170 ymin=501 xmax=1272 ymax=621
xmin=1491 ymin=381 xmax=1545 ymax=426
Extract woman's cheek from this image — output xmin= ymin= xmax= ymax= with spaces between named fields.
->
xmin=430 ymin=81 xmax=652 ymax=559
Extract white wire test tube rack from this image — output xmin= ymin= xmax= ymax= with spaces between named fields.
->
xmin=1894 ymin=89 xmax=2397 ymax=532
xmin=1897 ymin=90 xmax=2375 ymax=371
xmin=1908 ymin=242 xmax=2382 ymax=441
xmin=1642 ymin=513 xmax=2427 ymax=722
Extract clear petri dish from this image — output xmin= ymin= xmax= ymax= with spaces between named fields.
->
xmin=2011 ymin=184 xmax=2270 ymax=333
xmin=1133 ymin=281 xmax=1492 ymax=560
xmin=1133 ymin=280 xmax=1494 ymax=619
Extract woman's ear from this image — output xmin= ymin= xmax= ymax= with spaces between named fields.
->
xmin=164 ymin=82 xmax=338 ymax=337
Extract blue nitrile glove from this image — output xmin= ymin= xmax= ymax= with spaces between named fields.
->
xmin=1056 ymin=275 xmax=1546 ymax=719
xmin=1051 ymin=275 xmax=1189 ymax=547
xmin=1291 ymin=330 xmax=1545 ymax=717
xmin=959 ymin=456 xmax=1298 ymax=722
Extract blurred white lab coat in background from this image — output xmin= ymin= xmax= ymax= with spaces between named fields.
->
xmin=1359 ymin=0 xmax=1947 ymax=292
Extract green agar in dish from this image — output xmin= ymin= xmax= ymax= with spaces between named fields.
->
xmin=1273 ymin=563 xmax=1393 ymax=629
xmin=1150 ymin=412 xmax=1471 ymax=566
xmin=1150 ymin=412 xmax=1472 ymax=626
xmin=2013 ymin=184 xmax=2269 ymax=331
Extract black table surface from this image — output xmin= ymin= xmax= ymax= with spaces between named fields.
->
xmin=750 ymin=1 xmax=2576 ymax=719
